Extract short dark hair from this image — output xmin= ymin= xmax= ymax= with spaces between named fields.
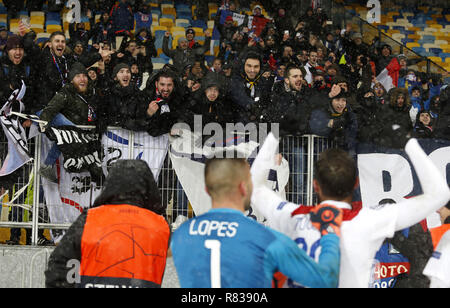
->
xmin=156 ymin=71 xmax=175 ymax=83
xmin=49 ymin=31 xmax=66 ymax=41
xmin=285 ymin=64 xmax=304 ymax=78
xmin=314 ymin=149 xmax=357 ymax=200
xmin=245 ymin=51 xmax=262 ymax=65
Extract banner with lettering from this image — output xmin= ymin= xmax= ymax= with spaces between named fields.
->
xmin=168 ymin=128 xmax=289 ymax=222
xmin=41 ymin=128 xmax=169 ymax=238
xmin=355 ymin=139 xmax=450 ymax=288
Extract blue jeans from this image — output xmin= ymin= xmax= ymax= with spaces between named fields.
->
xmin=36 ymin=111 xmax=75 ymax=165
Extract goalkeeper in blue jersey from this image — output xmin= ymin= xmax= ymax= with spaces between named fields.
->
xmin=171 ymin=151 xmax=342 ymax=288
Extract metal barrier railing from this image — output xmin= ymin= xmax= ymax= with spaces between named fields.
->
xmin=0 ymin=128 xmax=335 ymax=245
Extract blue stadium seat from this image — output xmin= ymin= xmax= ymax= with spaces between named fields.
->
xmin=412 ymin=46 xmax=426 ymax=54
xmin=46 ymin=12 xmax=61 ymax=21
xmin=191 ymin=20 xmax=206 ymax=29
xmin=430 ymin=48 xmax=443 ymax=55
xmin=401 ymin=38 xmax=414 ymax=44
xmin=421 ymin=51 xmax=436 ymax=57
xmin=177 ymin=12 xmax=192 ymax=20
xmin=152 ymin=8 xmax=162 ymax=17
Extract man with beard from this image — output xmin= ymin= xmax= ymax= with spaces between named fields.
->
xmin=268 ymin=64 xmax=311 ymax=204
xmin=229 ymin=52 xmax=272 ymax=123
xmin=98 ymin=63 xmax=149 ymax=133
xmin=144 ymin=68 xmax=184 ymax=137
xmin=38 ymin=62 xmax=99 ymax=182
xmin=309 ymin=90 xmax=358 ymax=156
xmin=37 ymin=31 xmax=112 ymax=111
xmin=171 ymin=152 xmax=341 ymax=288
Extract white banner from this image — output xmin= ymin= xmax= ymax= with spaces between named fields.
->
xmin=0 ymin=81 xmax=32 ymax=176
xmin=41 ymin=129 xmax=169 ymax=228
xmin=168 ymin=129 xmax=289 ymax=222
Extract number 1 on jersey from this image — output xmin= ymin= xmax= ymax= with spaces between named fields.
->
xmin=205 ymin=239 xmax=221 ymax=288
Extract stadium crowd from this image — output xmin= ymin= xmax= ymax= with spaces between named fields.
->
xmin=0 ymin=1 xmax=449 ymax=244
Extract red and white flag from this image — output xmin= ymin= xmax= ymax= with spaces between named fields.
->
xmin=376 ymin=57 xmax=401 ymax=92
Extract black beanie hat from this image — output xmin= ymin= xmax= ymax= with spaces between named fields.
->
xmin=113 ymin=62 xmax=130 ymax=77
xmin=5 ymin=35 xmax=24 ymax=52
xmin=68 ymin=62 xmax=87 ymax=82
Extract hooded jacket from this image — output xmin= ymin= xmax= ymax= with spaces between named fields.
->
xmin=39 ymin=82 xmax=98 ymax=126
xmin=98 ymin=81 xmax=149 ymax=133
xmin=45 ymin=160 xmax=170 ymax=288
xmin=228 ymin=53 xmax=273 ymax=124
xmin=162 ymin=35 xmax=209 ymax=73
xmin=185 ymin=72 xmax=234 ymax=128
xmin=143 ymin=69 xmax=186 ymax=136
xmin=434 ymin=86 xmax=450 ymax=140
xmin=371 ymin=88 xmax=413 ymax=148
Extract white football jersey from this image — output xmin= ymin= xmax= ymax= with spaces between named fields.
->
xmin=423 ymin=230 xmax=450 ymax=288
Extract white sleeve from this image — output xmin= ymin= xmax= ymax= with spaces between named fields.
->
xmin=394 ymin=139 xmax=450 ymax=231
xmin=250 ymin=133 xmax=299 ymax=232
xmin=423 ymin=231 xmax=450 ymax=288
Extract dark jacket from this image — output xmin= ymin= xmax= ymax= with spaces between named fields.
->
xmin=228 ymin=64 xmax=273 ymax=124
xmin=388 ymin=223 xmax=433 ymax=288
xmin=162 ymin=36 xmax=209 ymax=73
xmin=45 ymin=160 xmax=170 ymax=288
xmin=39 ymin=83 xmax=98 ymax=126
xmin=143 ymin=70 xmax=185 ymax=137
xmin=354 ymin=91 xmax=384 ymax=144
xmin=267 ymin=81 xmax=312 ymax=136
xmin=186 ymin=73 xmax=235 ymax=128
xmin=309 ymin=98 xmax=358 ymax=154
xmin=434 ymin=86 xmax=450 ymax=141
xmin=0 ymin=32 xmax=40 ymax=113
xmin=98 ymin=82 xmax=149 ymax=132
xmin=371 ymin=88 xmax=414 ymax=148
xmin=110 ymin=1 xmax=134 ymax=34
xmin=0 ymin=52 xmax=37 ymax=114
xmin=36 ymin=47 xmax=102 ymax=110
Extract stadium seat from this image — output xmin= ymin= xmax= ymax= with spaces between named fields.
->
xmin=406 ymin=42 xmax=421 ymax=48
xmin=176 ymin=19 xmax=191 ymax=28
xmin=430 ymin=48 xmax=443 ymax=55
xmin=411 ymin=46 xmax=426 ymax=54
xmin=191 ymin=20 xmax=207 ymax=30
xmin=152 ymin=25 xmax=168 ymax=34
xmin=192 ymin=27 xmax=205 ymax=36
xmin=159 ymin=18 xmax=174 ymax=29
xmin=162 ymin=7 xmax=177 ymax=18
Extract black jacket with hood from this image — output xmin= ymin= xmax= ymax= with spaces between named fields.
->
xmin=45 ymin=160 xmax=169 ymax=288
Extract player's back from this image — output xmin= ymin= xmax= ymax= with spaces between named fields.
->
xmin=171 ymin=208 xmax=283 ymax=288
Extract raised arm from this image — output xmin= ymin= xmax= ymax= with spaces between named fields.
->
xmin=395 ymin=138 xmax=450 ymax=230
xmin=250 ymin=133 xmax=300 ymax=232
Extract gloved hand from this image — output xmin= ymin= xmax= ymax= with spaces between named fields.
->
xmin=310 ymin=204 xmax=343 ymax=236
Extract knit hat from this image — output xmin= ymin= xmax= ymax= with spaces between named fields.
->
xmin=178 ymin=36 xmax=188 ymax=44
xmin=112 ymin=62 xmax=130 ymax=77
xmin=225 ymin=15 xmax=233 ymax=22
xmin=68 ymin=62 xmax=87 ymax=82
xmin=186 ymin=28 xmax=195 ymax=36
xmin=352 ymin=32 xmax=362 ymax=40
xmin=5 ymin=35 xmax=24 ymax=52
